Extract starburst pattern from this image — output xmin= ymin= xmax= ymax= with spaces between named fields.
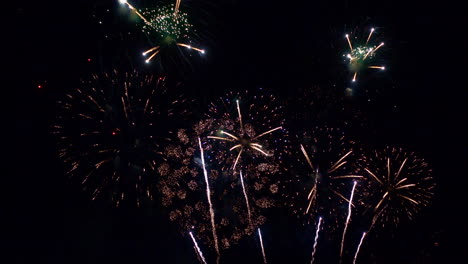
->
xmin=283 ymin=127 xmax=363 ymax=233
xmin=53 ymin=70 xmax=189 ymax=206
xmin=344 ymin=27 xmax=385 ymax=82
xmin=358 ymin=147 xmax=435 ymax=227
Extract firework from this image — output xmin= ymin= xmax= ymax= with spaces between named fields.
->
xmin=339 ymin=180 xmax=357 ymax=262
xmin=240 ymin=170 xmax=253 ymax=225
xmin=118 ymin=0 xmax=205 ymax=63
xmin=358 ymin=147 xmax=435 ymax=227
xmin=198 ymin=137 xmax=220 ymax=262
xmin=53 ymin=70 xmax=187 ymax=206
xmin=206 ymin=90 xmax=290 ymax=173
xmin=344 ymin=27 xmax=385 ymax=83
xmin=208 ymin=99 xmax=284 ymax=171
xmin=283 ymin=127 xmax=362 ymax=232
xmin=190 ymin=231 xmax=208 ymax=264
xmin=158 ymin=128 xmax=265 ymax=251
xmin=310 ymin=217 xmax=323 ymax=264
xmin=157 ymin=90 xmax=289 ymax=251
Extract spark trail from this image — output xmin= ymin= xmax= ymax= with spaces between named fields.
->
xmin=198 ymin=137 xmax=220 ymax=262
xmin=258 ymin=228 xmax=267 ymax=264
xmin=339 ymin=180 xmax=357 ymax=263
xmin=119 ymin=0 xmax=205 ymax=63
xmin=353 ymin=232 xmax=367 ymax=264
xmin=189 ymin=231 xmax=208 ymax=264
xmin=239 ymin=170 xmax=252 ymax=225
xmin=345 ymin=28 xmax=385 ymax=82
xmin=310 ymin=217 xmax=323 ymax=264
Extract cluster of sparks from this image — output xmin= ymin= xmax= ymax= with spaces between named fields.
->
xmin=345 ymin=28 xmax=385 ymax=82
xmin=280 ymin=128 xmax=434 ymax=263
xmin=53 ymin=71 xmax=190 ymax=206
xmin=118 ymin=0 xmax=204 ymax=63
xmin=58 ymin=9 xmax=432 ymax=260
xmin=283 ymin=127 xmax=362 ymax=231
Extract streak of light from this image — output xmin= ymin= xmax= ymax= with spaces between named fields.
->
xmin=340 ymin=181 xmax=357 ymax=263
xmin=353 ymin=232 xmax=367 ymax=264
xmin=310 ymin=217 xmax=323 ymax=264
xmin=258 ymin=228 xmax=267 ymax=264
xmin=198 ymin=137 xmax=220 ymax=262
xmin=189 ymin=231 xmax=207 ymax=264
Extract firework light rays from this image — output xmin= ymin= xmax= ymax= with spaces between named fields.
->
xmin=358 ymin=147 xmax=435 ymax=227
xmin=118 ymin=0 xmax=205 ymax=63
xmin=53 ymin=70 xmax=187 ymax=206
xmin=344 ymin=27 xmax=386 ymax=83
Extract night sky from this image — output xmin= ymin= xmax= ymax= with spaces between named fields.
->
xmin=6 ymin=0 xmax=464 ymax=263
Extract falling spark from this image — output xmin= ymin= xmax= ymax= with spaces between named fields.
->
xmin=118 ymin=0 xmax=150 ymax=24
xmin=145 ymin=49 xmax=160 ymax=63
xmin=310 ymin=217 xmax=323 ymax=264
xmin=176 ymin=43 xmax=205 ymax=53
xmin=366 ymin=28 xmax=374 ymax=45
xmin=236 ymin=100 xmax=244 ymax=133
xmin=239 ymin=170 xmax=252 ymax=225
xmin=189 ymin=231 xmax=208 ymax=264
xmin=340 ymin=180 xmax=357 ymax=262
xmin=198 ymin=137 xmax=220 ymax=262
xmin=345 ymin=34 xmax=353 ymax=51
xmin=300 ymin=144 xmax=314 ymax=170
xmin=368 ymin=66 xmax=385 ymax=70
xmin=353 ymin=232 xmax=367 ymax=264
xmin=253 ymin=127 xmax=283 ymax=140
xmin=329 ymin=151 xmax=352 ymax=173
xmin=258 ymin=228 xmax=267 ymax=264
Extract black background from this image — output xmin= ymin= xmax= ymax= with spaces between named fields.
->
xmin=5 ymin=0 xmax=464 ymax=263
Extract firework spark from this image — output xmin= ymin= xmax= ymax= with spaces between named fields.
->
xmin=310 ymin=217 xmax=322 ymax=264
xmin=198 ymin=137 xmax=220 ymax=262
xmin=258 ymin=228 xmax=267 ymax=264
xmin=340 ymin=180 xmax=357 ymax=262
xmin=353 ymin=232 xmax=367 ymax=264
xmin=190 ymin=231 xmax=208 ymax=264
xmin=344 ymin=27 xmax=385 ymax=82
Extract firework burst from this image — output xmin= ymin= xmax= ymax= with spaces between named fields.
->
xmin=206 ymin=90 xmax=290 ymax=173
xmin=358 ymin=147 xmax=435 ymax=228
xmin=344 ymin=27 xmax=385 ymax=83
xmin=53 ymin=70 xmax=188 ymax=206
xmin=118 ymin=0 xmax=204 ymax=63
xmin=283 ymin=127 xmax=363 ymax=233
xmin=158 ymin=89 xmax=290 ymax=251
xmin=158 ymin=128 xmax=265 ymax=251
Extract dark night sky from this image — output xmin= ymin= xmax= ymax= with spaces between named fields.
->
xmin=5 ymin=0 xmax=465 ymax=263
